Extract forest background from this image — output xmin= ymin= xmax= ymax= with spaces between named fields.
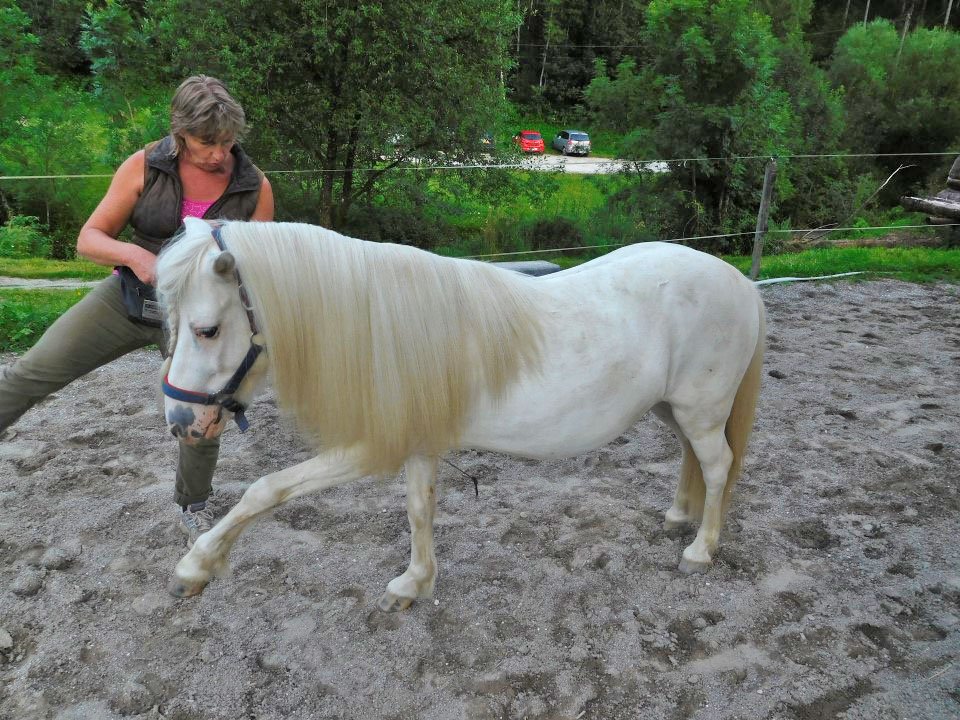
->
xmin=1 ymin=0 xmax=960 ymax=265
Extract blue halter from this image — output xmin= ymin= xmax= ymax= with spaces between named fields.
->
xmin=161 ymin=224 xmax=265 ymax=432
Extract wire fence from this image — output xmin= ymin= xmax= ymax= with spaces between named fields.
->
xmin=463 ymin=223 xmax=960 ymax=260
xmin=1 ymin=149 xmax=957 ymax=271
xmin=1 ymin=150 xmax=958 ymax=181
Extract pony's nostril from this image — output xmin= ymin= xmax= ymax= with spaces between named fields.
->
xmin=170 ymin=424 xmax=183 ymax=438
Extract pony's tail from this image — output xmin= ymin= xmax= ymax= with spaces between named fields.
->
xmin=682 ymin=295 xmax=766 ymax=521
xmin=720 ymin=296 xmax=766 ymax=517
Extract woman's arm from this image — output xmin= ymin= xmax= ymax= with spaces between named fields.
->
xmin=250 ymin=176 xmax=275 ymax=221
xmin=76 ymin=150 xmax=159 ymax=284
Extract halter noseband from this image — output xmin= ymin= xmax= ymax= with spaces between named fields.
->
xmin=161 ymin=224 xmax=265 ymax=432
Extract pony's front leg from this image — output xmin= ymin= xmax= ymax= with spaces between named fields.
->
xmin=169 ymin=450 xmax=367 ymax=598
xmin=378 ymin=455 xmax=437 ymax=613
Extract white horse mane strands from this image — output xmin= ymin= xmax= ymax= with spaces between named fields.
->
xmin=206 ymin=221 xmax=544 ymax=474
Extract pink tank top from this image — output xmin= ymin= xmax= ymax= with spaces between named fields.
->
xmin=181 ymin=198 xmax=216 ymax=221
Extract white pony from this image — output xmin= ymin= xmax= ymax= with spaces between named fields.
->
xmin=157 ymin=217 xmax=765 ymax=612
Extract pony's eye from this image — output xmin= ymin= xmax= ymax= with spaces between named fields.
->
xmin=194 ymin=326 xmax=220 ymax=340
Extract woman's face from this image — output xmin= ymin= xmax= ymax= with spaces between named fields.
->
xmin=181 ymin=133 xmax=235 ymax=172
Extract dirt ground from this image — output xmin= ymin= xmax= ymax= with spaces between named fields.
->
xmin=1 ymin=279 xmax=958 ymax=720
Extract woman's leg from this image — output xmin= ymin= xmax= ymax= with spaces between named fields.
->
xmin=0 ymin=275 xmax=159 ymax=431
xmin=175 ymin=437 xmax=221 ymax=547
xmin=175 ymin=439 xmax=220 ymax=507
xmin=1 ymin=275 xmax=222 ymax=543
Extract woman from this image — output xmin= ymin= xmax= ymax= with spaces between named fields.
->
xmin=0 ymin=75 xmax=273 ymax=546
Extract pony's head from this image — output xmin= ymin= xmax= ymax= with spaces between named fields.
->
xmin=156 ymin=217 xmax=268 ymax=443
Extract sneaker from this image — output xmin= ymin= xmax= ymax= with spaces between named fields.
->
xmin=179 ymin=502 xmax=215 ymax=548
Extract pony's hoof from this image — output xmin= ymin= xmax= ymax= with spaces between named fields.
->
xmin=377 ymin=591 xmax=414 ymax=613
xmin=678 ymin=557 xmax=711 ymax=574
xmin=167 ymin=577 xmax=208 ymax=598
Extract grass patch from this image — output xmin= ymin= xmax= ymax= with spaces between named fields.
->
xmin=725 ymin=246 xmax=960 ymax=282
xmin=0 ymin=257 xmax=108 ymax=281
xmin=430 ymin=171 xmax=608 ymax=226
xmin=439 ymin=243 xmax=960 ymax=281
xmin=0 ymin=288 xmax=91 ymax=352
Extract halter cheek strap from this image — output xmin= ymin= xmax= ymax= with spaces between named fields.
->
xmin=162 ymin=223 xmax=265 ymax=432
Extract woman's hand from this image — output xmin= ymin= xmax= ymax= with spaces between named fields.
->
xmin=126 ymin=246 xmax=158 ymax=285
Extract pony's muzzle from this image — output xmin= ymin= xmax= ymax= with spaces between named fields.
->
xmin=165 ymin=402 xmax=227 ymax=443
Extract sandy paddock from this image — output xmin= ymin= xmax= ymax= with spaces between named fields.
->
xmin=1 ymin=279 xmax=958 ymax=719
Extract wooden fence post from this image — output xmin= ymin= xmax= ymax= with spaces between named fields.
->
xmin=750 ymin=158 xmax=777 ymax=281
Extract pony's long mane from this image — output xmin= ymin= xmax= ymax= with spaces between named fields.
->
xmin=162 ymin=221 xmax=543 ymax=474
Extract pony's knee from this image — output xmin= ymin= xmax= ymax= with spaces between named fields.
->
xmin=693 ymin=440 xmax=733 ymax=490
xmin=241 ymin=476 xmax=282 ymax=510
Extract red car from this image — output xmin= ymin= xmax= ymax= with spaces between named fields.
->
xmin=513 ymin=129 xmax=545 ymax=154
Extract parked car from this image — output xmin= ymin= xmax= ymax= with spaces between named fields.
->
xmin=552 ymin=129 xmax=591 ymax=156
xmin=513 ymin=129 xmax=545 ymax=154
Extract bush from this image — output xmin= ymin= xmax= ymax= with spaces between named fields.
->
xmin=0 ymin=216 xmax=50 ymax=258
xmin=528 ymin=217 xmax=584 ymax=252
xmin=47 ymin=226 xmax=79 ymax=260
xmin=339 ymin=205 xmax=453 ymax=250
xmin=0 ymin=288 xmax=89 ymax=352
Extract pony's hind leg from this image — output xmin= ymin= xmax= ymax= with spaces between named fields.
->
xmin=652 ymin=403 xmax=700 ymax=530
xmin=669 ymin=410 xmax=733 ymax=573
xmin=169 ymin=450 xmax=367 ymax=598
xmin=378 ymin=455 xmax=438 ymax=613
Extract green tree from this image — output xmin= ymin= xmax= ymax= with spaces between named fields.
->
xmin=0 ymin=2 xmax=44 ymax=148
xmin=829 ymin=20 xmax=960 ymax=202
xmin=508 ymin=0 xmax=650 ymax=110
xmin=80 ymin=0 xmax=167 ymax=166
xmin=769 ymin=35 xmax=849 ymax=232
xmin=0 ymin=82 xmax=110 ymax=257
xmin=15 ymin=0 xmax=88 ymax=74
xmin=81 ymin=0 xmax=143 ymax=92
xmin=830 ymin=20 xmax=960 ymax=156
xmin=1 ymin=2 xmax=126 ymax=255
xmin=0 ymin=1 xmax=47 ymax=224
xmin=753 ymin=0 xmax=813 ymax=38
xmin=148 ymin=0 xmax=520 ymax=227
xmin=586 ymin=0 xmax=797 ymax=245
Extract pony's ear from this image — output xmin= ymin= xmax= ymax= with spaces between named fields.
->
xmin=213 ymin=252 xmax=236 ymax=276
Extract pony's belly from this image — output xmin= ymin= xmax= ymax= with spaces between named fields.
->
xmin=461 ymin=373 xmax=661 ymax=460
xmin=464 ymin=426 xmax=638 ymax=460
xmin=459 ymin=283 xmax=667 ymax=459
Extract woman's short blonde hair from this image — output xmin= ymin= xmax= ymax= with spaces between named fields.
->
xmin=169 ymin=75 xmax=247 ymax=156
